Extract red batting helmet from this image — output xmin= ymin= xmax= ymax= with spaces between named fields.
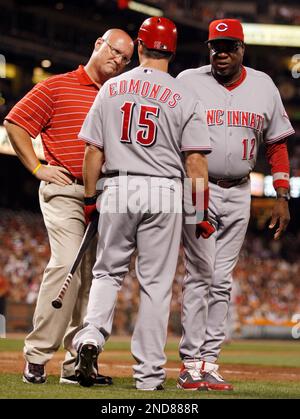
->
xmin=137 ymin=17 xmax=177 ymax=53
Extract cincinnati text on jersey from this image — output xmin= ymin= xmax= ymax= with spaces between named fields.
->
xmin=108 ymin=79 xmax=182 ymax=108
xmin=207 ymin=109 xmax=264 ymax=133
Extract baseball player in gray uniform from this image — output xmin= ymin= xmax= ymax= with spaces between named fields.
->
xmin=72 ymin=17 xmax=212 ymax=390
xmin=177 ymin=19 xmax=294 ymax=391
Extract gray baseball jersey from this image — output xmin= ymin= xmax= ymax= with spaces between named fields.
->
xmin=79 ymin=66 xmax=211 ymax=178
xmin=177 ymin=65 xmax=294 ymax=179
xmin=177 ymin=65 xmax=294 ymax=366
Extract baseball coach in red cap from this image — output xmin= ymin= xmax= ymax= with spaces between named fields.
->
xmin=206 ymin=18 xmax=245 ymax=81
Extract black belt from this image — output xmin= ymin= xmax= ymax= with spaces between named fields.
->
xmin=209 ymin=175 xmax=249 ymax=189
xmin=103 ymin=172 xmax=121 ymax=178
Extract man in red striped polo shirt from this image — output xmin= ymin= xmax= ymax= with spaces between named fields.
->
xmin=4 ymin=29 xmax=134 ymax=385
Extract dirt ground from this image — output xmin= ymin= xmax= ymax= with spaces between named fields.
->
xmin=1 ymin=351 xmax=300 ymax=383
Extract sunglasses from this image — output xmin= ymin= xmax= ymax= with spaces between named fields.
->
xmin=208 ymin=40 xmax=242 ymax=54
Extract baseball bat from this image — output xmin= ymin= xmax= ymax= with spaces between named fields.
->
xmin=51 ymin=212 xmax=99 ymax=309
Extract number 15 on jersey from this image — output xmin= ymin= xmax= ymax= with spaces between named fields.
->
xmin=120 ymin=101 xmax=160 ymax=147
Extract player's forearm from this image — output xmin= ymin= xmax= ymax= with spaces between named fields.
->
xmin=185 ymin=151 xmax=208 ymax=193
xmin=185 ymin=151 xmax=214 ymax=238
xmin=83 ymin=144 xmax=104 ymax=197
xmin=4 ymin=121 xmax=40 ymax=172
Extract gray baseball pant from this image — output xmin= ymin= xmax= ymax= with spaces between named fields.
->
xmin=74 ymin=176 xmax=182 ymax=389
xmin=180 ymin=180 xmax=251 ymax=363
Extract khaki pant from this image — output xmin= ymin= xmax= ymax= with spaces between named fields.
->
xmin=24 ymin=181 xmax=95 ymax=378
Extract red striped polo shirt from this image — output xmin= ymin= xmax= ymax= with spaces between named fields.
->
xmin=5 ymin=65 xmax=99 ymax=179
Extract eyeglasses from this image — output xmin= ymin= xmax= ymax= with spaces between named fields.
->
xmin=102 ymin=38 xmax=131 ymax=65
xmin=208 ymin=40 xmax=242 ymax=54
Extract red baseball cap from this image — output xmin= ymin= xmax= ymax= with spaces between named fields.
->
xmin=207 ymin=19 xmax=244 ymax=42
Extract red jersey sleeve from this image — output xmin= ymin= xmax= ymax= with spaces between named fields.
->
xmin=5 ymin=80 xmax=54 ymax=138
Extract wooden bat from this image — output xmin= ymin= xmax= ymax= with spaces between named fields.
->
xmin=51 ymin=213 xmax=99 ymax=309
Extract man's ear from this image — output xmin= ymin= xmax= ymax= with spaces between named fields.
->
xmin=95 ymin=38 xmax=103 ymax=51
xmin=137 ymin=41 xmax=144 ymax=54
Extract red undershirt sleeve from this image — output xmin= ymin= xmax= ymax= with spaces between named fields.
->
xmin=265 ymin=140 xmax=290 ymax=190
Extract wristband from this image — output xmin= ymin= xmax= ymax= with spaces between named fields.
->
xmin=84 ymin=195 xmax=98 ymax=205
xmin=32 ymin=163 xmax=42 ymax=175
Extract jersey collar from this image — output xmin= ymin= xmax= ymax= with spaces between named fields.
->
xmin=75 ymin=65 xmax=99 ymax=89
xmin=224 ymin=66 xmax=247 ymax=91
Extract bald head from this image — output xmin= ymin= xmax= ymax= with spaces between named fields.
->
xmin=86 ymin=28 xmax=134 ymax=86
xmin=102 ymin=28 xmax=134 ymax=51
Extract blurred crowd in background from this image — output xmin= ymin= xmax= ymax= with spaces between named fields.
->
xmin=0 ymin=211 xmax=48 ymax=305
xmin=1 ymin=0 xmax=299 ymax=334
xmin=1 ymin=209 xmax=299 ymax=334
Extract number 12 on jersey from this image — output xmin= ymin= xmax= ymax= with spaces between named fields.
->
xmin=120 ymin=101 xmax=160 ymax=147
xmin=242 ymin=138 xmax=255 ymax=160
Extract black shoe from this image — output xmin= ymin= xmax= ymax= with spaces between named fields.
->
xmin=23 ymin=362 xmax=47 ymax=384
xmin=75 ymin=342 xmax=100 ymax=387
xmin=60 ymin=374 xmax=113 ymax=385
